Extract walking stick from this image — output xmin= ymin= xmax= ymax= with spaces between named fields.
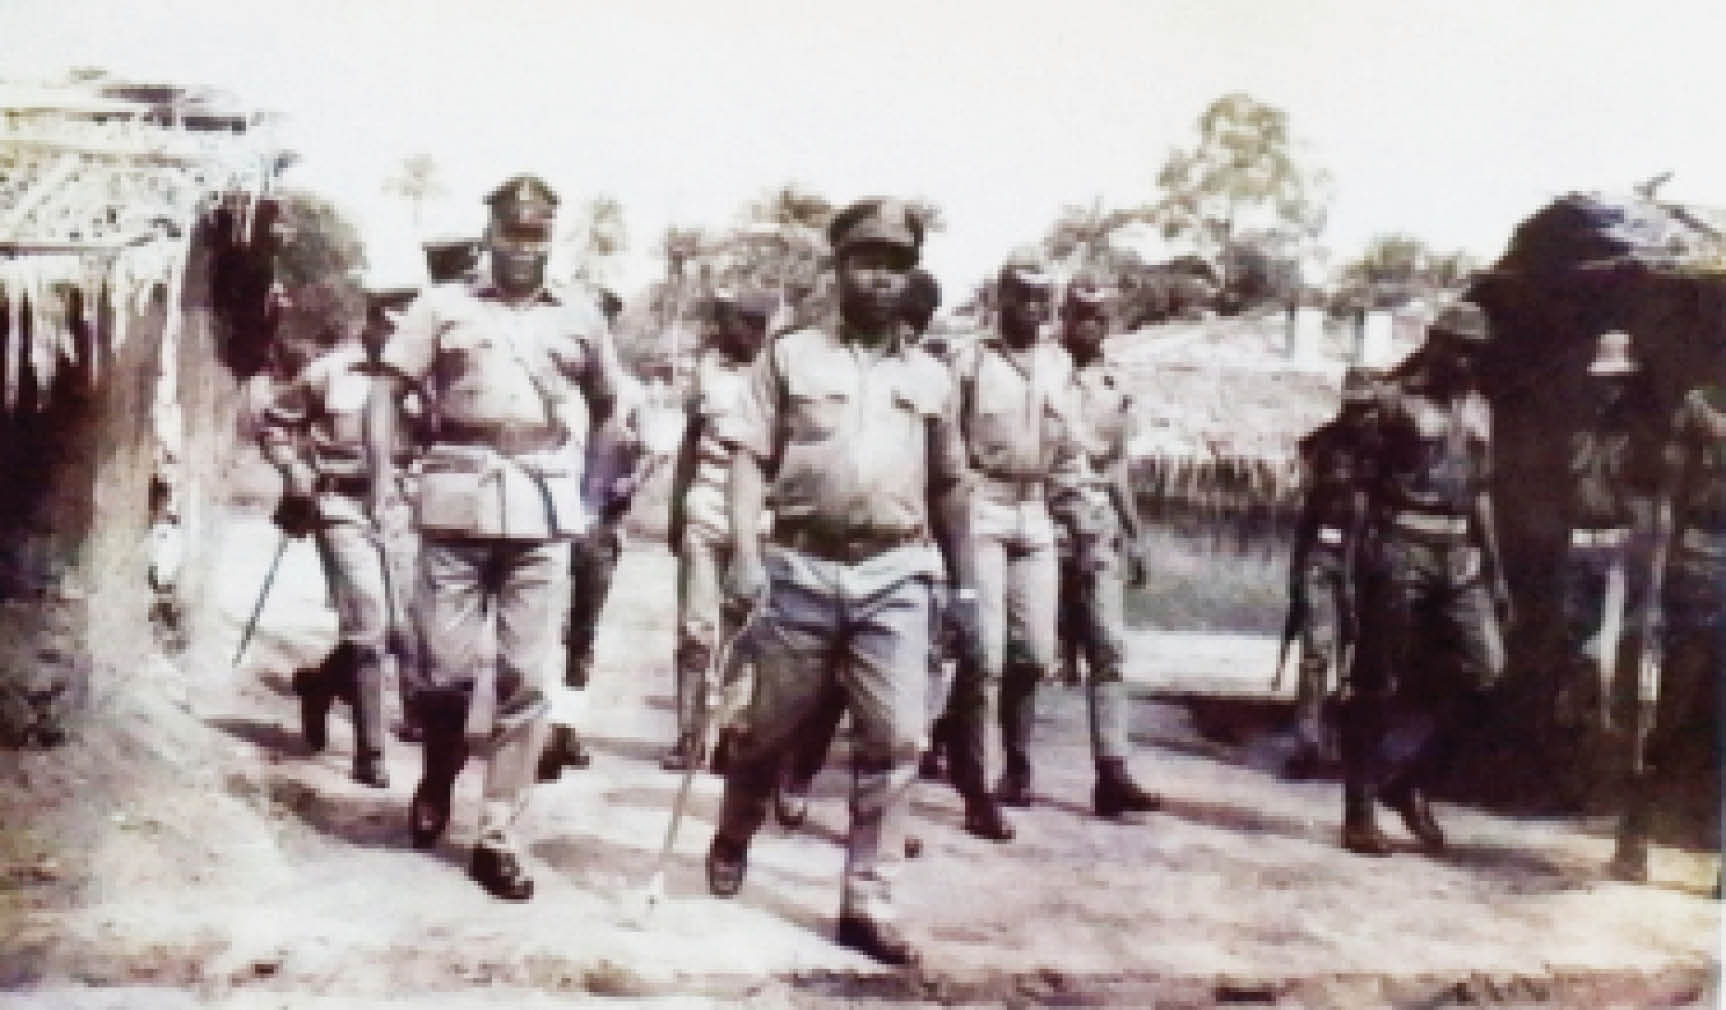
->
xmin=623 ymin=598 xmax=761 ymax=928
xmin=233 ymin=530 xmax=294 ymax=666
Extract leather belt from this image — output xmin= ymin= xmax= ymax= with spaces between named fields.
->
xmin=773 ymin=522 xmax=924 ymax=564
xmin=1317 ymin=526 xmax=1345 ymax=546
xmin=1389 ymin=511 xmax=1470 ymax=537
xmin=974 ymin=475 xmax=1045 ymax=502
xmin=436 ymin=422 xmax=565 ymax=456
xmin=317 ymin=473 xmax=370 ymax=495
xmin=1570 ymin=527 xmax=1631 ymax=548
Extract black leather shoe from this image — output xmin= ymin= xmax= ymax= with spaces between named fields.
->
xmin=706 ymin=837 xmax=747 ymax=897
xmin=537 ymin=726 xmax=589 ymax=783
xmin=1341 ymin=820 xmax=1394 ymax=857
xmin=836 ymin=913 xmax=917 ymax=966
xmin=995 ymin=767 xmax=1033 ymax=808
xmin=565 ymin=733 xmax=591 ymax=769
xmin=962 ymin=796 xmax=1015 ymax=842
xmin=409 ymin=778 xmax=452 ymax=849
xmin=1281 ymin=745 xmax=1330 ymax=781
xmin=353 ymin=753 xmax=389 ymax=789
xmin=469 ymin=846 xmax=534 ymax=901
xmin=1383 ymin=782 xmax=1446 ymax=853
xmin=291 ymin=667 xmax=332 ymax=753
xmin=660 ymin=736 xmax=701 ymax=773
xmin=1095 ymin=765 xmax=1162 ymax=819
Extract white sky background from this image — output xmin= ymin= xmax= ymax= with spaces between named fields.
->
xmin=3 ymin=0 xmax=1723 ymax=300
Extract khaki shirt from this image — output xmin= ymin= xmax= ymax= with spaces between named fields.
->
xmin=730 ymin=323 xmax=965 ymax=536
xmin=1051 ymin=357 xmax=1133 ymax=495
xmin=953 ymin=335 xmax=1076 ymax=481
xmin=1568 ymin=404 xmax=1659 ymax=530
xmin=1370 ymin=377 xmax=1492 ymax=516
xmin=1667 ymin=386 xmax=1726 ymax=532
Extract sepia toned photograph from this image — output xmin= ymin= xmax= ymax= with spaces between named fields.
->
xmin=0 ymin=1 xmax=1720 ymax=1006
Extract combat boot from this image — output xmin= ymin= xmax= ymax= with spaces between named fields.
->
xmin=1340 ymin=783 xmax=1393 ymax=857
xmin=1094 ymin=758 xmax=1162 ymax=819
xmin=836 ymin=913 xmax=918 ymax=966
xmin=469 ymin=845 xmax=533 ymax=901
xmin=1382 ymin=778 xmax=1446 ymax=854
xmin=1607 ymin=781 xmax=1652 ymax=883
xmin=536 ymin=725 xmax=590 ymax=782
xmin=706 ymin=835 xmax=748 ymax=897
xmin=353 ymin=751 xmax=389 ymax=789
xmin=996 ymin=761 xmax=1033 ymax=807
xmin=962 ymin=794 xmax=1015 ymax=842
xmin=291 ymin=643 xmax=353 ymax=753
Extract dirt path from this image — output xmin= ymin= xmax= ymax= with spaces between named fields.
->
xmin=4 ymin=502 xmax=1720 ymax=1007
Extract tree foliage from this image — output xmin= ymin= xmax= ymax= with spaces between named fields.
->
xmin=382 ymin=153 xmax=445 ymax=228
xmin=1335 ymin=233 xmax=1479 ymax=309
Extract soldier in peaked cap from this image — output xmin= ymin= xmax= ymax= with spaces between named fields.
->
xmin=1280 ymin=365 xmax=1381 ymax=780
xmin=923 ymin=247 xmax=1078 ymax=841
xmin=1042 ymin=272 xmax=1163 ymax=820
xmin=368 ymin=173 xmax=625 ymax=900
xmin=1342 ymin=300 xmax=1511 ymax=857
xmin=703 ymin=197 xmax=973 ymax=965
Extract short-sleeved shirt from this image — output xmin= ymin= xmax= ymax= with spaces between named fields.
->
xmin=1298 ymin=419 xmax=1371 ymax=532
xmin=689 ymin=346 xmax=755 ymax=492
xmin=729 ymin=323 xmax=965 ymax=536
xmin=952 ymin=335 xmax=1076 ymax=481
xmin=381 ymin=280 xmax=619 ymax=439
xmin=1050 ymin=357 xmax=1132 ymax=500
xmin=1368 ymin=377 xmax=1492 ymax=516
xmin=260 ymin=343 xmax=418 ymax=479
xmin=1667 ymin=386 xmax=1726 ymax=532
xmin=1568 ymin=403 xmax=1660 ymax=530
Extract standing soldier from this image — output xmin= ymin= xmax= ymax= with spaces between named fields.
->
xmin=704 ymin=198 xmax=973 ymax=965
xmin=1281 ymin=367 xmax=1379 ymax=779
xmin=1608 ymin=376 xmax=1724 ymax=886
xmin=663 ymin=289 xmax=774 ymax=772
xmin=1047 ymin=273 xmax=1162 ymax=819
xmin=261 ymin=278 xmax=405 ymax=789
xmin=1342 ymin=301 xmax=1511 ymax=857
xmin=368 ymin=175 xmax=622 ymax=900
xmin=539 ymin=289 xmax=651 ymax=779
xmin=930 ymin=248 xmax=1072 ymax=842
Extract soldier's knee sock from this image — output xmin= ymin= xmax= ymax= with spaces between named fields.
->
xmin=715 ymin=734 xmax=776 ymax=848
xmin=1338 ymin=694 xmax=1385 ymax=788
xmin=999 ymin=663 xmax=1040 ymax=772
xmin=418 ymin=691 xmax=471 ymax=785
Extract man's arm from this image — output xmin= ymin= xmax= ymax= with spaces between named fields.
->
xmin=366 ymin=372 xmax=410 ymax=522
xmin=667 ymin=410 xmax=700 ymax=552
xmin=720 ymin=342 xmax=781 ymax=608
xmin=259 ymin=362 xmax=319 ymax=535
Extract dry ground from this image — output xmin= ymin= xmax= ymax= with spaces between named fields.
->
xmin=2 ymin=489 xmax=1720 ymax=1007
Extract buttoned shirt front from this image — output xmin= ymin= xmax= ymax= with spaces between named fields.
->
xmin=1370 ymin=377 xmax=1492 ymax=516
xmin=730 ymin=323 xmax=965 ymax=537
xmin=953 ymin=334 xmax=1076 ymax=481
xmin=1050 ymin=356 xmax=1132 ymax=503
xmin=1568 ymin=403 xmax=1659 ymax=530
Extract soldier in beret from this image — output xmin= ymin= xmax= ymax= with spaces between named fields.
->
xmin=1342 ymin=301 xmax=1511 ymax=857
xmin=703 ymin=197 xmax=974 ymax=965
xmin=369 ymin=174 xmax=625 ymax=900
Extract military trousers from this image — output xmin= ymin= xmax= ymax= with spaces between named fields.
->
xmin=1644 ymin=542 xmax=1724 ymax=777
xmin=415 ymin=537 xmax=566 ymax=854
xmin=943 ymin=495 xmax=1059 ymax=794
xmin=1054 ymin=505 xmax=1132 ymax=762
xmin=714 ymin=542 xmax=935 ymax=919
xmin=675 ymin=514 xmax=754 ymax=744
xmin=1347 ymin=527 xmax=1505 ymax=792
xmin=545 ymin=523 xmax=619 ymax=732
xmin=1558 ymin=537 xmax=1644 ymax=729
xmin=313 ymin=513 xmax=390 ymax=760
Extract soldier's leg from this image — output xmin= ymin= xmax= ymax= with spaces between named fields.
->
xmin=710 ymin=547 xmax=837 ymax=887
xmin=1057 ymin=548 xmax=1084 ymax=687
xmin=1339 ymin=533 xmax=1408 ymax=855
xmin=410 ymin=540 xmax=490 ymax=849
xmin=947 ymin=501 xmax=1009 ymax=804
xmin=1557 ymin=545 xmax=1609 ymax=730
xmin=1080 ymin=529 xmax=1161 ymax=816
xmin=1289 ymin=553 xmax=1341 ymax=776
xmin=996 ymin=507 xmax=1059 ymax=804
xmin=670 ymin=523 xmax=726 ymax=769
xmin=837 ymin=563 xmax=931 ymax=956
xmin=319 ymin=518 xmax=391 ymax=786
xmin=541 ymin=527 xmax=617 ymax=778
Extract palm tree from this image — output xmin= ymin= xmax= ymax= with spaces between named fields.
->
xmin=382 ymin=153 xmax=444 ymax=230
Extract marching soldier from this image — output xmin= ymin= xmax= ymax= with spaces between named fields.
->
xmin=1609 ymin=376 xmax=1725 ymax=885
xmin=368 ymin=174 xmax=623 ymax=900
xmin=539 ymin=289 xmax=650 ymax=779
xmin=704 ymin=198 xmax=973 ymax=965
xmin=1342 ymin=301 xmax=1511 ymax=857
xmin=663 ymin=289 xmax=775 ymax=772
xmin=260 ymin=279 xmax=411 ymax=789
xmin=1047 ymin=273 xmax=1162 ymax=819
xmin=930 ymin=248 xmax=1073 ymax=842
xmin=1281 ymin=366 xmax=1379 ymax=779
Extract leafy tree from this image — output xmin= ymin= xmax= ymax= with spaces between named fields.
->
xmin=382 ymin=153 xmax=444 ymax=229
xmin=1335 ymin=233 xmax=1479 ymax=310
xmin=555 ymin=194 xmax=627 ymax=288
xmin=1148 ymin=92 xmax=1328 ymax=308
xmin=267 ymin=190 xmax=366 ymax=375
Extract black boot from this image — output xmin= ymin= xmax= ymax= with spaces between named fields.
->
xmin=836 ymin=913 xmax=918 ymax=966
xmin=291 ymin=643 xmax=352 ymax=753
xmin=996 ymin=760 xmax=1033 ymax=807
xmin=353 ymin=751 xmax=389 ymax=789
xmin=1382 ymin=777 xmax=1446 ymax=853
xmin=1094 ymin=757 xmax=1162 ymax=819
xmin=1607 ymin=773 xmax=1653 ymax=883
xmin=963 ymin=793 xmax=1015 ymax=842
xmin=469 ymin=845 xmax=534 ymax=901
xmin=410 ymin=693 xmax=468 ymax=849
xmin=1340 ymin=782 xmax=1393 ymax=856
xmin=536 ymin=725 xmax=589 ymax=782
xmin=706 ymin=835 xmax=748 ymax=897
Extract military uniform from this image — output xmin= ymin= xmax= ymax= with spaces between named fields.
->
xmin=706 ymin=198 xmax=961 ymax=964
xmin=940 ymin=313 xmax=1074 ymax=814
xmin=1345 ymin=302 xmax=1507 ymax=856
xmin=261 ymin=340 xmax=413 ymax=786
xmin=377 ymin=175 xmax=622 ymax=900
xmin=1610 ymin=384 xmax=1726 ymax=882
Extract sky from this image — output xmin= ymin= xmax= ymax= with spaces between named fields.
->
xmin=3 ymin=0 xmax=1723 ymax=299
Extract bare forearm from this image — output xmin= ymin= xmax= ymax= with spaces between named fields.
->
xmin=729 ymin=449 xmax=765 ymax=558
xmin=932 ymin=479 xmax=973 ymax=589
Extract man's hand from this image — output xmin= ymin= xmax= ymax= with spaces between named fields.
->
xmin=944 ymin=588 xmax=985 ymax=670
xmin=272 ymin=491 xmax=318 ymax=538
xmin=724 ymin=548 xmax=767 ymax=615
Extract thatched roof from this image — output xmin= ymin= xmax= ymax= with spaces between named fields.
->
xmin=1490 ymin=191 xmax=1726 ymax=279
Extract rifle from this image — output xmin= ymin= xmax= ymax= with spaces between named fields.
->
xmin=1272 ymin=590 xmax=1306 ymax=692
xmin=233 ymin=529 xmax=293 ymax=666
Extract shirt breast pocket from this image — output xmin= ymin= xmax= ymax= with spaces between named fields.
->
xmin=786 ymin=377 xmax=849 ymax=444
